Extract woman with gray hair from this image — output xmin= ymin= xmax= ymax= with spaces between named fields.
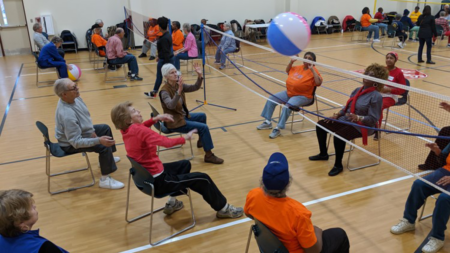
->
xmin=158 ymin=63 xmax=224 ymax=164
xmin=214 ymin=23 xmax=236 ymax=70
xmin=37 ymin=36 xmax=72 ymax=78
xmin=173 ymin=23 xmax=198 ymax=70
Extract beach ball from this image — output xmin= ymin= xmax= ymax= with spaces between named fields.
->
xmin=68 ymin=64 xmax=82 ymax=81
xmin=267 ymin=12 xmax=311 ymax=56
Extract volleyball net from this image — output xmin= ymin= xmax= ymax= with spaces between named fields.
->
xmin=204 ymin=25 xmax=450 ymax=195
xmin=124 ymin=7 xmax=166 ymax=47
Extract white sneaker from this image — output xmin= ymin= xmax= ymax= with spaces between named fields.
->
xmin=99 ymin=176 xmax=124 ymax=190
xmin=114 ymin=157 xmax=121 ymax=163
xmin=373 ymin=39 xmax=381 ymax=43
xmin=422 ymin=237 xmax=444 ymax=253
xmin=366 ymin=38 xmax=371 ymax=42
xmin=390 ymin=218 xmax=415 ymax=234
xmin=397 ymin=42 xmax=404 ymax=49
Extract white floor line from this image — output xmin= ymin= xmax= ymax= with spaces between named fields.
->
xmin=120 ymin=172 xmax=426 ymax=253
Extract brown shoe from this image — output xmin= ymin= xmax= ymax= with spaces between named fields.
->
xmin=205 ymin=153 xmax=224 ymax=164
xmin=197 ymin=140 xmax=203 ymax=148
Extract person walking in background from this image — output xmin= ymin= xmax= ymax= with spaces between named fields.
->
xmin=417 ymin=5 xmax=437 ymax=64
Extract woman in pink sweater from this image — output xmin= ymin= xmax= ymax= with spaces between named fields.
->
xmin=111 ymin=102 xmax=243 ymax=218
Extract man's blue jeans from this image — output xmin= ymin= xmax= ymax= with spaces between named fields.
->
xmin=109 ymin=54 xmax=139 ymax=75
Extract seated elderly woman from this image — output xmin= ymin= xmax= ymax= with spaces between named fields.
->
xmin=38 ymin=36 xmax=72 ymax=79
xmin=309 ymin=63 xmax=388 ymax=176
xmin=159 ymin=62 xmax=224 ymax=164
xmin=91 ymin=27 xmax=107 ymax=56
xmin=110 ymin=102 xmax=243 ymax=218
xmin=0 ymin=189 xmax=68 ymax=252
xmin=33 ymin=23 xmax=64 ymax=58
xmin=214 ymin=23 xmax=236 ymax=70
xmin=173 ymin=23 xmax=198 ymax=70
xmin=257 ymin=52 xmax=322 ymax=139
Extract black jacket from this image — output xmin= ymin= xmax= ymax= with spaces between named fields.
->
xmin=417 ymin=15 xmax=437 ymax=39
xmin=157 ymin=31 xmax=174 ymax=63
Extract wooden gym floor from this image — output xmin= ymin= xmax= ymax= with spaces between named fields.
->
xmin=1 ymin=32 xmax=450 ymax=252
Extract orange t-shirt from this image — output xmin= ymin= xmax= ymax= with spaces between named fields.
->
xmin=442 ymin=154 xmax=450 ymax=172
xmin=244 ymin=188 xmax=317 ymax=253
xmin=286 ymin=66 xmax=321 ymax=99
xmin=91 ymin=33 xmax=107 ymax=56
xmin=172 ymin=29 xmax=184 ymax=51
xmin=361 ymin=14 xmax=373 ymax=27
xmin=147 ymin=25 xmax=162 ymax=42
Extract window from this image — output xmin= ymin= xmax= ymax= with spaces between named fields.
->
xmin=0 ymin=0 xmax=7 ymax=25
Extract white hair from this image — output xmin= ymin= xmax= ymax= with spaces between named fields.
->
xmin=54 ymin=78 xmax=73 ymax=97
xmin=95 ymin=19 xmax=103 ymax=24
xmin=161 ymin=64 xmax=177 ymax=78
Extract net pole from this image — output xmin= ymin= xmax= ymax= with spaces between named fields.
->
xmin=201 ymin=23 xmax=206 ymax=104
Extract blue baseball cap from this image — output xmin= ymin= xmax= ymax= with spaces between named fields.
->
xmin=262 ymin=152 xmax=289 ymax=191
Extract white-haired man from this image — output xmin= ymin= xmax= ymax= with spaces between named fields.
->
xmin=53 ymin=78 xmax=124 ymax=189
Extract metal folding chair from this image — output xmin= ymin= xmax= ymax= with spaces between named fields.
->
xmin=35 ymin=121 xmax=95 ymax=195
xmin=419 ymin=194 xmax=438 ymax=221
xmin=383 ymin=79 xmax=411 ymax=133
xmin=32 ymin=52 xmax=59 ymax=88
xmin=125 ymin=156 xmax=195 ymax=246
xmin=351 ymin=21 xmax=369 ymax=41
xmin=104 ymin=58 xmax=128 ymax=83
xmin=245 ymin=218 xmax=288 ymax=253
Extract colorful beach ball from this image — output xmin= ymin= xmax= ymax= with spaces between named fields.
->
xmin=267 ymin=12 xmax=311 ymax=56
xmin=68 ymin=64 xmax=82 ymax=81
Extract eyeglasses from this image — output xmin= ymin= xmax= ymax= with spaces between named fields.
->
xmin=66 ymin=85 xmax=78 ymax=91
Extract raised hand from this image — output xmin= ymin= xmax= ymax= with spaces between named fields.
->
xmin=193 ymin=62 xmax=202 ymax=77
xmin=440 ymin=102 xmax=450 ymax=112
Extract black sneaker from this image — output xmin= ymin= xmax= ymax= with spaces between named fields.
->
xmin=144 ymin=91 xmax=157 ymax=98
xmin=328 ymin=166 xmax=343 ymax=176
xmin=127 ymin=71 xmax=132 ymax=77
xmin=309 ymin=154 xmax=329 ymax=161
xmin=426 ymin=61 xmax=436 ymax=64
xmin=138 ymin=53 xmax=147 ymax=58
xmin=130 ymin=75 xmax=143 ymax=81
xmin=108 ymin=65 xmax=116 ymax=70
xmin=149 ymin=56 xmax=156 ymax=60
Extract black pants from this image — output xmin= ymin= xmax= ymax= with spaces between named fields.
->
xmin=316 ymin=120 xmax=362 ymax=168
xmin=418 ymin=37 xmax=432 ymax=62
xmin=61 ymin=124 xmax=117 ymax=175
xmin=321 ymin=228 xmax=350 ymax=253
xmin=397 ymin=33 xmax=408 ymax=43
xmin=153 ymin=160 xmax=227 ymax=211
xmin=422 ymin=126 xmax=450 ymax=170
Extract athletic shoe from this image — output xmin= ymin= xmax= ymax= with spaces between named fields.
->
xmin=269 ymin=129 xmax=281 ymax=139
xmin=418 ymin=60 xmax=425 ymax=63
xmin=128 ymin=71 xmax=132 ymax=77
xmin=256 ymin=122 xmax=272 ymax=130
xmin=422 ymin=237 xmax=444 ymax=253
xmin=204 ymin=153 xmax=224 ymax=164
xmin=130 ymin=75 xmax=143 ymax=81
xmin=366 ymin=38 xmax=371 ymax=42
xmin=99 ymin=176 xmax=124 ymax=190
xmin=309 ymin=154 xmax=329 ymax=161
xmin=216 ymin=204 xmax=244 ymax=218
xmin=397 ymin=42 xmax=404 ymax=49
xmin=390 ymin=218 xmax=415 ymax=234
xmin=214 ymin=61 xmax=220 ymax=64
xmin=114 ymin=157 xmax=121 ymax=163
xmin=373 ymin=39 xmax=381 ymax=43
xmin=427 ymin=61 xmax=436 ymax=65
xmin=144 ymin=91 xmax=157 ymax=98
xmin=138 ymin=53 xmax=147 ymax=58
xmin=163 ymin=199 xmax=184 ymax=215
xmin=219 ymin=65 xmax=225 ymax=70
xmin=328 ymin=166 xmax=343 ymax=176
xmin=149 ymin=56 xmax=156 ymax=60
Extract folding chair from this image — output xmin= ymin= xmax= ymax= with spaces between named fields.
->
xmin=91 ymin=44 xmax=107 ymax=71
xmin=32 ymin=52 xmax=59 ymax=88
xmin=351 ymin=21 xmax=369 ymax=41
xmin=382 ymin=25 xmax=398 ymax=48
xmin=104 ymin=58 xmax=128 ymax=83
xmin=125 ymin=156 xmax=195 ymax=246
xmin=328 ymin=15 xmax=342 ymax=33
xmin=419 ymin=194 xmax=438 ymax=221
xmin=383 ymin=79 xmax=411 ymax=133
xmin=35 ymin=121 xmax=95 ymax=195
xmin=278 ymin=87 xmax=319 ymax=134
xmin=245 ymin=218 xmax=288 ymax=253
xmin=148 ymin=102 xmax=194 ymax=160
xmin=184 ymin=40 xmax=211 ymax=75
xmin=435 ymin=25 xmax=446 ymax=47
xmin=61 ymin=31 xmax=78 ymax=54
xmin=225 ymin=40 xmax=244 ymax=68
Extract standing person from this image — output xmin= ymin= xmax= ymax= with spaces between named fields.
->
xmin=200 ymin=19 xmax=210 ymax=45
xmin=410 ymin=6 xmax=422 ymax=24
xmin=171 ymin=21 xmax=184 ymax=52
xmin=138 ymin=18 xmax=161 ymax=60
xmin=417 ymin=5 xmax=438 ymax=64
xmin=145 ymin=16 xmax=174 ymax=98
xmin=214 ymin=23 xmax=236 ymax=70
xmin=53 ymin=78 xmax=124 ymax=190
xmin=106 ymin=28 xmax=143 ymax=80
xmin=173 ymin=23 xmax=198 ymax=71
xmin=374 ymin=7 xmax=388 ymax=36
xmin=244 ymin=152 xmax=350 ymax=253
xmin=0 ymin=189 xmax=69 ymax=252
xmin=361 ymin=7 xmax=381 ymax=42
xmin=110 ymin=102 xmax=243 ymax=218
xmin=434 ymin=11 xmax=450 ymax=47
xmin=393 ymin=14 xmax=408 ymax=48
xmin=257 ymin=52 xmax=322 ymax=139
xmin=37 ymin=37 xmax=72 ymax=79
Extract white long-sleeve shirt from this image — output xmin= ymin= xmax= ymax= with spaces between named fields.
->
xmin=33 ymin=32 xmax=50 ymax=50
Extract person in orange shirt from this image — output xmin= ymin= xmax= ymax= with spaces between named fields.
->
xmin=139 ymin=18 xmax=162 ymax=60
xmin=361 ymin=7 xmax=381 ymax=42
xmin=91 ymin=28 xmax=107 ymax=56
xmin=257 ymin=52 xmax=322 ymax=139
xmin=244 ymin=152 xmax=350 ymax=253
xmin=172 ymin=21 xmax=184 ymax=51
xmin=391 ymin=111 xmax=450 ymax=253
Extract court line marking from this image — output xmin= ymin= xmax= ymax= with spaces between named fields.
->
xmin=0 ymin=64 xmax=23 ymax=137
xmin=120 ymin=172 xmax=427 ymax=253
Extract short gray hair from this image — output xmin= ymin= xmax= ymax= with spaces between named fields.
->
xmin=95 ymin=19 xmax=103 ymax=24
xmin=161 ymin=63 xmax=177 ymax=78
xmin=224 ymin=23 xmax=231 ymax=29
xmin=395 ymin=13 xmax=402 ymax=20
xmin=260 ymin=175 xmax=293 ymax=198
xmin=115 ymin=28 xmax=124 ymax=34
xmin=182 ymin=23 xmax=191 ymax=31
xmin=54 ymin=78 xmax=73 ymax=97
xmin=441 ymin=11 xmax=446 ymax=17
xmin=33 ymin=23 xmax=41 ymax=32
xmin=51 ymin=36 xmax=63 ymax=44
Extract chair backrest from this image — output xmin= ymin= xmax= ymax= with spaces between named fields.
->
xmin=251 ymin=219 xmax=289 ymax=253
xmin=387 ymin=25 xmax=397 ymax=37
xmin=396 ymin=79 xmax=410 ymax=105
xmin=35 ymin=121 xmax=66 ymax=157
xmin=196 ymin=40 xmax=203 ymax=58
xmin=234 ymin=39 xmax=241 ymax=53
xmin=148 ymin=102 xmax=170 ymax=134
xmin=126 ymin=156 xmax=158 ymax=197
xmin=354 ymin=21 xmax=362 ymax=31
xmin=32 ymin=51 xmax=39 ymax=62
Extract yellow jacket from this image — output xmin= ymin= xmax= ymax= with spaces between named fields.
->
xmin=410 ymin=11 xmax=421 ymax=23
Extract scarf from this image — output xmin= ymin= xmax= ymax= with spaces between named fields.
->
xmin=342 ymin=86 xmax=377 ymax=145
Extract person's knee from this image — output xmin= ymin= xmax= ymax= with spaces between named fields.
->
xmin=181 ymin=160 xmax=192 ymax=172
xmin=411 ymin=179 xmax=427 ymax=191
xmin=436 ymin=193 xmax=450 ymax=206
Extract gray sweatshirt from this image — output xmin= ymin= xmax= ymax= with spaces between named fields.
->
xmin=34 ymin=33 xmax=50 ymax=50
xmin=55 ymin=97 xmax=100 ymax=148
